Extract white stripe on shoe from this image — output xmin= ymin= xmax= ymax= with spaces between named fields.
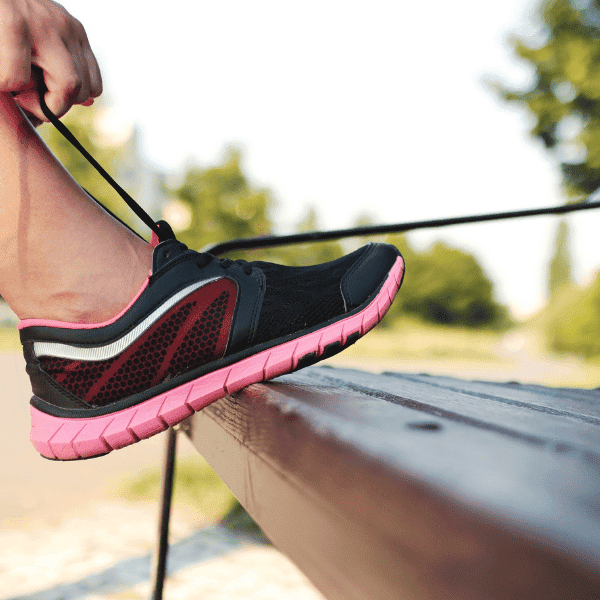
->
xmin=33 ymin=278 xmax=220 ymax=361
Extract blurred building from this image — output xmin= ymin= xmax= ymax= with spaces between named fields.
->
xmin=116 ymin=125 xmax=170 ymax=222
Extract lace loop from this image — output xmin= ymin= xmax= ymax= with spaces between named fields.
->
xmin=220 ymin=259 xmax=253 ymax=275
xmin=195 ymin=254 xmax=252 ymax=275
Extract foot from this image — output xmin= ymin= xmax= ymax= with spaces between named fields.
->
xmin=20 ymin=223 xmax=404 ymax=460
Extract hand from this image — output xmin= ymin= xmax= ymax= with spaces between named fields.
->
xmin=0 ymin=0 xmax=102 ymax=124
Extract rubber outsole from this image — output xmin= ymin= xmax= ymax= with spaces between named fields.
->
xmin=30 ymin=256 xmax=404 ymax=460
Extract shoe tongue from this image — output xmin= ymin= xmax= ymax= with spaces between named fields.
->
xmin=152 ymin=239 xmax=189 ymax=272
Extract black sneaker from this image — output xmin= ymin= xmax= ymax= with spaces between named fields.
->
xmin=23 ymin=88 xmax=404 ymax=459
xmin=21 ymin=229 xmax=403 ymax=459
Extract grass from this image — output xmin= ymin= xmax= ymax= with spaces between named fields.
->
xmin=0 ymin=327 xmax=22 ymax=351
xmin=117 ymin=455 xmax=237 ymax=520
xmin=116 ymin=455 xmax=267 ymax=538
xmin=340 ymin=316 xmax=504 ymax=362
xmin=327 ymin=316 xmax=600 ymax=388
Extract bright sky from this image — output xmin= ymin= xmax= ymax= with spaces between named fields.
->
xmin=63 ymin=0 xmax=600 ymax=319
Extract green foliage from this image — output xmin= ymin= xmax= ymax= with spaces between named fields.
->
xmin=548 ymin=218 xmax=573 ymax=299
xmin=40 ymin=102 xmax=134 ymax=226
xmin=385 ymin=232 xmax=417 ymax=267
xmin=221 ymin=500 xmax=270 ymax=542
xmin=118 ymin=455 xmax=237 ymax=519
xmin=171 ymin=157 xmax=343 ymax=266
xmin=546 ymin=273 xmax=600 ymax=358
xmin=170 ymin=149 xmax=273 ymax=255
xmin=385 ymin=235 xmax=510 ymax=329
xmin=117 ymin=455 xmax=266 ymax=537
xmin=500 ymin=0 xmax=600 ymax=195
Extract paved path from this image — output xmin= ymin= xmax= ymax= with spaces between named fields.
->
xmin=1 ymin=501 xmax=324 ymax=600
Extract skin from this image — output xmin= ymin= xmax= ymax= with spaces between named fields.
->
xmin=0 ymin=0 xmax=102 ymax=122
xmin=0 ymin=0 xmax=153 ymax=323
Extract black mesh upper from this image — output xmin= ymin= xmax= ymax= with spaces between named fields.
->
xmin=251 ymin=247 xmax=366 ymax=346
xmin=39 ymin=282 xmax=236 ymax=406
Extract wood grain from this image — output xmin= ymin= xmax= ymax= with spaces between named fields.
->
xmin=185 ymin=366 xmax=600 ymax=600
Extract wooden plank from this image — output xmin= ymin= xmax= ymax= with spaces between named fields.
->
xmin=313 ymin=368 xmax=600 ymax=456
xmin=184 ymin=367 xmax=600 ymax=600
xmin=391 ymin=372 xmax=600 ymax=420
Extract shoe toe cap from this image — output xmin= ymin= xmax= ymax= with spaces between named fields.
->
xmin=341 ymin=243 xmax=401 ymax=310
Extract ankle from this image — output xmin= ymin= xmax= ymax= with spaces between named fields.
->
xmin=14 ymin=238 xmax=153 ymax=324
xmin=57 ymin=245 xmax=152 ymax=324
xmin=46 ymin=279 xmax=148 ymax=325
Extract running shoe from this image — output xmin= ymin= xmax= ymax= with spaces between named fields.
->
xmin=22 ymin=86 xmax=404 ymax=460
xmin=21 ymin=225 xmax=403 ymax=460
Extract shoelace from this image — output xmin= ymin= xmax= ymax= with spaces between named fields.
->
xmin=36 ymin=83 xmax=173 ymax=243
xmin=195 ymin=253 xmax=253 ymax=275
xmin=36 ymin=83 xmax=253 ymax=276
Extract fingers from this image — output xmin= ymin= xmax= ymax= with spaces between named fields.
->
xmin=0 ymin=10 xmax=31 ymax=92
xmin=8 ymin=70 xmax=43 ymax=125
xmin=68 ymin=40 xmax=91 ymax=107
xmin=80 ymin=23 xmax=103 ymax=100
xmin=46 ymin=16 xmax=102 ymax=115
xmin=18 ymin=104 xmax=43 ymax=128
xmin=1 ymin=0 xmax=102 ymax=121
xmin=16 ymin=37 xmax=97 ymax=120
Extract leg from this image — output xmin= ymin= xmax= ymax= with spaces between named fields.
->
xmin=0 ymin=92 xmax=152 ymax=323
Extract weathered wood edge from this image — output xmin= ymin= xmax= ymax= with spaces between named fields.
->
xmin=183 ymin=371 xmax=600 ymax=600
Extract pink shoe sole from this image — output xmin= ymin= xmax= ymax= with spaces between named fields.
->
xmin=30 ymin=256 xmax=404 ymax=460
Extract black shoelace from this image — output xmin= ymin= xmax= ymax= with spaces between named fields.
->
xmin=37 ymin=84 xmax=175 ymax=244
xmin=37 ymin=84 xmax=253 ymax=276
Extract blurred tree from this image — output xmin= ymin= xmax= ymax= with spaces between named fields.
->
xmin=548 ymin=218 xmax=573 ymax=299
xmin=546 ymin=272 xmax=600 ymax=357
xmin=388 ymin=239 xmax=510 ymax=328
xmin=170 ymin=148 xmax=273 ymax=256
xmin=374 ymin=231 xmax=416 ymax=328
xmin=316 ymin=217 xmax=509 ymax=329
xmin=500 ymin=0 xmax=600 ymax=195
xmin=40 ymin=102 xmax=135 ymax=227
xmin=385 ymin=232 xmax=416 ymax=267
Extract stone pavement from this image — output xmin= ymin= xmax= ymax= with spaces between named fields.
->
xmin=1 ymin=499 xmax=325 ymax=600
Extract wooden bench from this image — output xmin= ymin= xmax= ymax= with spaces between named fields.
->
xmin=175 ymin=365 xmax=600 ymax=600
